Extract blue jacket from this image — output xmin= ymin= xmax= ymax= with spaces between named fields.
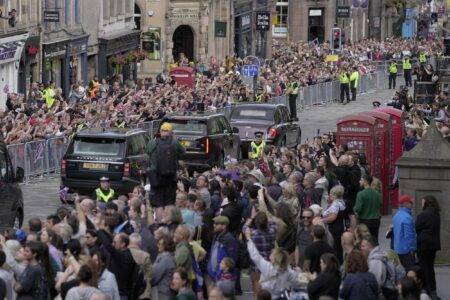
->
xmin=207 ymin=231 xmax=238 ymax=281
xmin=392 ymin=207 xmax=417 ymax=254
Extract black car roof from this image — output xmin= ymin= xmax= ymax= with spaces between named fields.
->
xmin=75 ymin=127 xmax=146 ymax=138
xmin=164 ymin=112 xmax=224 ymax=121
xmin=231 ymin=103 xmax=285 ymax=110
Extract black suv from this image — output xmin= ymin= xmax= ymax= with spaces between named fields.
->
xmin=61 ymin=128 xmax=149 ymax=195
xmin=161 ymin=113 xmax=241 ymax=170
xmin=0 ymin=142 xmax=24 ymax=230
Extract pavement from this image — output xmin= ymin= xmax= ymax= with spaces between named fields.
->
xmin=20 ymin=82 xmax=450 ymax=299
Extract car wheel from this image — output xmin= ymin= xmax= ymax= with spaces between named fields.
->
xmin=13 ymin=210 xmax=23 ymax=229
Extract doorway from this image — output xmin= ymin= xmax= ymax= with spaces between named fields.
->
xmin=134 ymin=4 xmax=141 ymax=30
xmin=308 ymin=8 xmax=325 ymax=42
xmin=172 ymin=25 xmax=194 ymax=62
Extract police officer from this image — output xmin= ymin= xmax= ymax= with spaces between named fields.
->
xmin=249 ymin=132 xmax=266 ymax=159
xmin=349 ymin=67 xmax=359 ymax=102
xmin=339 ymin=69 xmax=351 ymax=104
xmin=287 ymin=81 xmax=299 ymax=119
xmin=419 ymin=51 xmax=427 ymax=65
xmin=403 ymin=55 xmax=412 ymax=87
xmin=114 ymin=112 xmax=127 ymax=128
xmin=388 ymin=59 xmax=398 ymax=89
xmin=95 ymin=177 xmax=115 ymax=203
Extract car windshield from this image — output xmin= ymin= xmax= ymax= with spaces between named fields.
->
xmin=168 ymin=120 xmax=207 ymax=134
xmin=230 ymin=107 xmax=274 ymax=121
xmin=71 ymin=137 xmax=125 ymax=157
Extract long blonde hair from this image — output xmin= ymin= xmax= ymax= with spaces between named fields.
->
xmin=271 ymin=247 xmax=289 ymax=272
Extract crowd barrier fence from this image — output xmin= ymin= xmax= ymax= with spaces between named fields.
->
xmin=8 ymin=68 xmax=389 ymax=183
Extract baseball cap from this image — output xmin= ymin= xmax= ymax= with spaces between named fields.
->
xmin=399 ymin=195 xmax=413 ymax=205
xmin=213 ymin=216 xmax=230 ymax=225
xmin=15 ymin=229 xmax=27 ymax=243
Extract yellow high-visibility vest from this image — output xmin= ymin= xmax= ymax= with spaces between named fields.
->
xmin=403 ymin=59 xmax=412 ymax=70
xmin=250 ymin=141 xmax=265 ymax=159
xmin=43 ymin=88 xmax=55 ymax=108
xmin=95 ymin=188 xmax=115 ymax=203
xmin=389 ymin=63 xmax=398 ymax=74
xmin=419 ymin=53 xmax=426 ymax=63
xmin=339 ymin=73 xmax=349 ymax=84
xmin=350 ymin=71 xmax=359 ymax=88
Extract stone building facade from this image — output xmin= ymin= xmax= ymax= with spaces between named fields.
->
xmin=138 ymin=0 xmax=233 ymax=77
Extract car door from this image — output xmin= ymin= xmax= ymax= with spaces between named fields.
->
xmin=126 ymin=134 xmax=146 ymax=184
xmin=273 ymin=108 xmax=286 ymax=146
xmin=217 ymin=116 xmax=234 ymax=157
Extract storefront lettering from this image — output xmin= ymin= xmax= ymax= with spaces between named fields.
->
xmin=172 ymin=8 xmax=199 ymax=19
xmin=0 ymin=51 xmax=16 ymax=61
xmin=340 ymin=127 xmax=369 ymax=133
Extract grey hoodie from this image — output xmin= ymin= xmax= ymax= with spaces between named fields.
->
xmin=367 ymin=246 xmax=387 ymax=288
xmin=65 ymin=286 xmax=102 ymax=300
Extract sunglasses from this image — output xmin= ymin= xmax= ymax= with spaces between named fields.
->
xmin=302 ymin=215 xmax=313 ymax=219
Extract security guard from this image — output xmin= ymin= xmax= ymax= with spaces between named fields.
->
xmin=249 ymin=132 xmax=266 ymax=159
xmin=339 ymin=69 xmax=350 ymax=104
xmin=287 ymin=81 xmax=299 ymax=119
xmin=419 ymin=51 xmax=427 ymax=64
xmin=349 ymin=67 xmax=359 ymax=102
xmin=43 ymin=83 xmax=55 ymax=108
xmin=403 ymin=55 xmax=412 ymax=87
xmin=114 ymin=112 xmax=127 ymax=128
xmin=388 ymin=59 xmax=398 ymax=89
xmin=95 ymin=177 xmax=115 ymax=203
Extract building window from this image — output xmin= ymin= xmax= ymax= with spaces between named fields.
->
xmin=110 ymin=0 xmax=115 ymax=17
xmin=125 ymin=0 xmax=131 ymax=14
xmin=273 ymin=0 xmax=288 ymax=37
xmin=64 ymin=0 xmax=70 ymax=25
xmin=74 ymin=0 xmax=80 ymax=23
xmin=103 ymin=0 xmax=108 ymax=20
xmin=117 ymin=0 xmax=123 ymax=15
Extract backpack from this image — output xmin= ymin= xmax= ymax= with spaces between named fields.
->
xmin=155 ymin=139 xmax=178 ymax=177
xmin=380 ymin=257 xmax=405 ymax=296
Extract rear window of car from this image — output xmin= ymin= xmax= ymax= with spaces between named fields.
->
xmin=70 ymin=137 xmax=125 ymax=157
xmin=230 ymin=108 xmax=274 ymax=120
xmin=167 ymin=120 xmax=207 ymax=135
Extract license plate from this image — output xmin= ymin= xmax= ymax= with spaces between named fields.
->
xmin=83 ymin=163 xmax=107 ymax=170
xmin=180 ymin=140 xmax=191 ymax=147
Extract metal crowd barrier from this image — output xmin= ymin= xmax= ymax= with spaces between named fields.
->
xmin=7 ymin=68 xmax=390 ymax=183
xmin=7 ymin=137 xmax=68 ymax=184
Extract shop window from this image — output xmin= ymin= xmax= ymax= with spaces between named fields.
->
xmin=273 ymin=0 xmax=288 ymax=38
xmin=142 ymin=28 xmax=161 ymax=60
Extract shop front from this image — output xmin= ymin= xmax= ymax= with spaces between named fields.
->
xmin=98 ymin=30 xmax=141 ymax=82
xmin=42 ymin=35 xmax=89 ymax=97
xmin=0 ymin=32 xmax=29 ymax=109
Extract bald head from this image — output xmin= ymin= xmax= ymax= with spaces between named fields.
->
xmin=341 ymin=231 xmax=355 ymax=253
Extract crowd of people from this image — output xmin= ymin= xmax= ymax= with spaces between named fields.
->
xmin=0 ymin=38 xmax=443 ymax=145
xmin=0 ymin=117 xmax=444 ymax=300
xmin=0 ymin=37 xmax=447 ymax=300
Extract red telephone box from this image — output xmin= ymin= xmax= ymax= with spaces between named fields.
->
xmin=361 ymin=111 xmax=393 ymax=214
xmin=169 ymin=67 xmax=195 ymax=88
xmin=336 ymin=114 xmax=378 ymax=173
xmin=374 ymin=107 xmax=405 ymax=208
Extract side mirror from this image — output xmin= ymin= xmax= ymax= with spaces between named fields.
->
xmin=15 ymin=167 xmax=24 ymax=183
xmin=232 ymin=127 xmax=239 ymax=133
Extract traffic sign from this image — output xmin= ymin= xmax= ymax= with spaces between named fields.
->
xmin=242 ymin=64 xmax=259 ymax=77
